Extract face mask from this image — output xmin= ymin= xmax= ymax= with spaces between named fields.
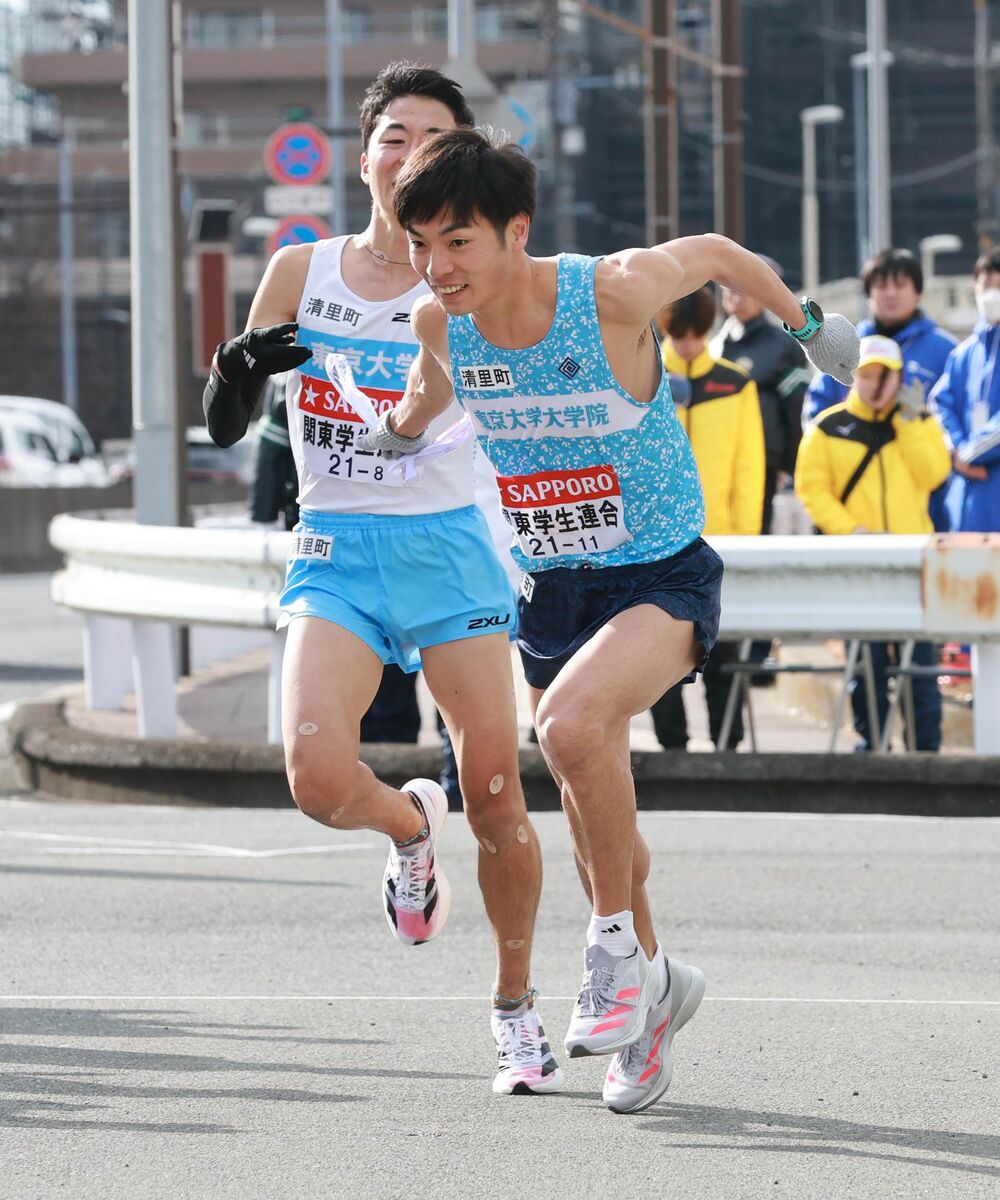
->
xmin=975 ymin=288 xmax=1000 ymax=324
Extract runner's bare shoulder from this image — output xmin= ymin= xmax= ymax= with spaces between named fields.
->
xmin=595 ymin=247 xmax=684 ymax=328
xmin=411 ymin=294 xmax=449 ymax=359
xmin=248 ymin=243 xmax=315 ymax=326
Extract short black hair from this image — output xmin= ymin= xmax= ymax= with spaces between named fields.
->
xmin=973 ymin=247 xmax=1000 ymax=280
xmin=665 ymin=287 xmax=717 ymax=340
xmin=393 ymin=127 xmax=537 ymax=241
xmin=359 ymin=62 xmax=474 ymax=149
xmin=860 ymin=247 xmax=923 ymax=296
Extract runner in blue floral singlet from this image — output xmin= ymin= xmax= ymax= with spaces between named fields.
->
xmin=364 ymin=127 xmax=859 ymax=1114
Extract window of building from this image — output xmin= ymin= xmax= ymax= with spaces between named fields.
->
xmin=343 ymin=7 xmax=373 ymax=44
xmin=186 ymin=11 xmax=264 ymax=50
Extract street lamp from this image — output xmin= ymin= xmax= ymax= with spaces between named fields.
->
xmin=919 ymin=234 xmax=963 ymax=285
xmin=801 ymin=105 xmax=844 ymax=294
xmin=851 ymin=49 xmax=895 ymax=269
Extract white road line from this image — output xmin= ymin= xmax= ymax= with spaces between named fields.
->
xmin=3 ymin=799 xmax=999 ymax=826
xmin=0 ymin=830 xmax=375 ymax=858
xmin=1 ymin=996 xmax=998 ymax=1006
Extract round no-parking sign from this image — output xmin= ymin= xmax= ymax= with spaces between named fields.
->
xmin=264 ymin=123 xmax=332 ymax=186
xmin=267 ymin=215 xmax=331 ymax=256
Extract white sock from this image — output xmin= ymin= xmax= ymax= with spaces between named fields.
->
xmin=653 ymin=944 xmax=670 ymax=1000
xmin=587 ymin=909 xmax=638 ymax=957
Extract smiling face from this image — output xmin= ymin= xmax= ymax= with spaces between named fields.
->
xmin=406 ymin=210 xmax=530 ymax=314
xmin=360 ymin=96 xmax=460 ymax=218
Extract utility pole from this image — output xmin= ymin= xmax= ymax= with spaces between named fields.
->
xmin=570 ymin=0 xmax=742 ymax=243
xmin=325 ymin=0 xmax=347 ymax=234
xmin=444 ymin=0 xmax=496 ymax=104
xmin=975 ymin=0 xmax=997 ymax=249
xmin=866 ymin=0 xmax=891 ymax=251
xmin=58 ymin=122 xmax=77 ymax=413
xmin=643 ymin=0 xmax=678 ymax=246
xmin=711 ymin=0 xmax=743 ymax=241
xmin=127 ymin=0 xmax=183 ymax=529
xmin=544 ymin=0 xmax=576 ymax=249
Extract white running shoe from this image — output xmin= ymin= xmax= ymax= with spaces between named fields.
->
xmin=564 ymin=943 xmax=661 ymax=1058
xmin=603 ymin=952 xmax=705 ymax=1114
xmin=381 ymin=779 xmax=451 ymax=946
xmin=492 ymin=1002 xmax=564 ymax=1095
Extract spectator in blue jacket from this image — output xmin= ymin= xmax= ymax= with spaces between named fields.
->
xmin=805 ymin=248 xmax=957 ymax=529
xmin=931 ymin=248 xmax=1000 ymax=532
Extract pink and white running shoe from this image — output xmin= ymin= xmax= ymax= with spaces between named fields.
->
xmin=564 ymin=943 xmax=661 ymax=1058
xmin=604 ymin=953 xmax=705 ymax=1114
xmin=382 ymin=779 xmax=451 ymax=947
xmin=492 ymin=1002 xmax=564 ymax=1095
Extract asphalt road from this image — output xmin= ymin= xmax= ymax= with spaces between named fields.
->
xmin=1 ymin=798 xmax=997 ymax=1199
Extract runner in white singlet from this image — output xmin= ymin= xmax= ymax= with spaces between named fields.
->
xmin=203 ymin=68 xmax=561 ymax=1097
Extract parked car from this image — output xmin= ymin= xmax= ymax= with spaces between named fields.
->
xmin=108 ymin=426 xmax=255 ymax=485
xmin=185 ymin=426 xmax=255 ymax=484
xmin=0 ymin=396 xmax=111 ymax=487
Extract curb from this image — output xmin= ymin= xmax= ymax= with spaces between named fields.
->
xmin=6 ymin=697 xmax=999 ymax=816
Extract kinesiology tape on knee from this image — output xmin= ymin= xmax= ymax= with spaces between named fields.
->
xmin=478 ymin=823 xmax=530 ymax=856
xmin=203 ymin=368 xmax=268 ymax=448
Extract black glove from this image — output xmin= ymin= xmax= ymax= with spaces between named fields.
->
xmin=215 ymin=323 xmax=312 ymax=382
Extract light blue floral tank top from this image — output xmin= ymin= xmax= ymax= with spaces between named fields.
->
xmin=446 ymin=253 xmax=705 ymax=571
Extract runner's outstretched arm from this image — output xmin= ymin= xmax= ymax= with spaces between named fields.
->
xmin=603 ymin=234 xmax=860 ymax=386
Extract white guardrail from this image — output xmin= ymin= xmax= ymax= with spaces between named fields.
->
xmin=48 ymin=512 xmax=1000 ymax=753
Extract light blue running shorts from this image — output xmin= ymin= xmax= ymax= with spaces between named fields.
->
xmin=278 ymin=505 xmax=517 ymax=672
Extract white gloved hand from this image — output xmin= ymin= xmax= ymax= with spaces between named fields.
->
xmin=356 ymin=411 xmax=428 ymax=459
xmin=796 ymin=312 xmax=860 ymax=387
xmin=895 ymin=380 xmax=925 ymax=423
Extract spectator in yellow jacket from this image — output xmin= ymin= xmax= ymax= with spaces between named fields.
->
xmin=795 ymin=334 xmax=951 ymax=751
xmin=650 ymin=286 xmax=766 ymax=750
xmin=661 ymin=288 xmax=766 ymax=535
xmin=795 ymin=334 xmax=951 ymax=534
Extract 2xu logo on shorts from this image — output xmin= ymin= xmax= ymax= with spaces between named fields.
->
xmin=467 ymin=613 xmax=512 ymax=630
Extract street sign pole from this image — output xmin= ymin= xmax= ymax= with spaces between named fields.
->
xmin=326 ymin=0 xmax=347 ymax=234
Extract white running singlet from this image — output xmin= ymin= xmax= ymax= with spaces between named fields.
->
xmin=288 ymin=236 xmax=474 ymax=515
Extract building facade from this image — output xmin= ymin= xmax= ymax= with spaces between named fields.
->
xmin=0 ymin=0 xmax=994 ymax=443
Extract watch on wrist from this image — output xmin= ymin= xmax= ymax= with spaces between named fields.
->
xmin=783 ymin=297 xmax=824 ymax=342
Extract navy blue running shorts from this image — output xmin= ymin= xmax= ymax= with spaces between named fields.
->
xmin=516 ymin=537 xmax=723 ymax=689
